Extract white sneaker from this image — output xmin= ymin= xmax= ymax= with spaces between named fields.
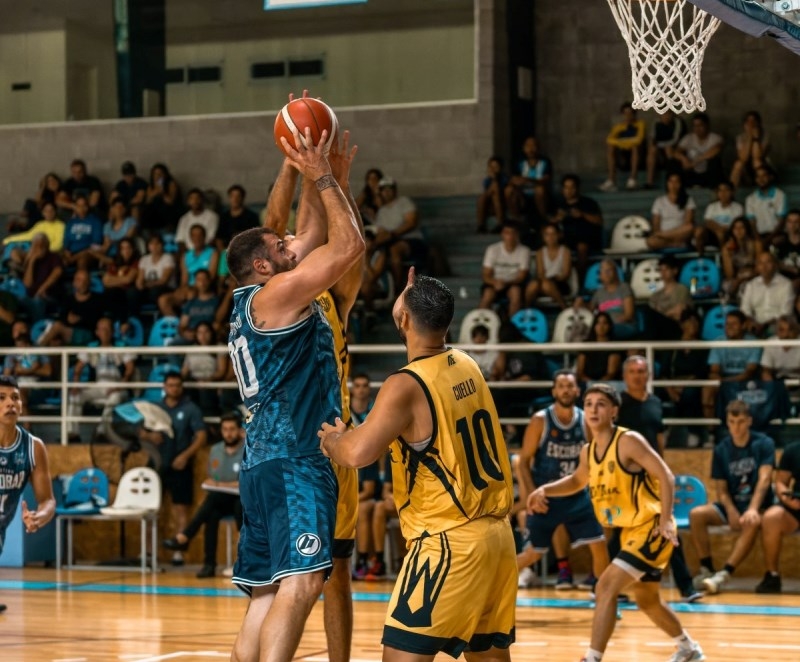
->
xmin=667 ymin=644 xmax=706 ymax=661
xmin=686 ymin=433 xmax=701 ymax=448
xmin=222 ymin=566 xmax=234 ymax=577
xmin=598 ymin=179 xmax=617 ymax=192
xmin=518 ymin=566 xmax=537 ymax=589
xmin=625 ymin=177 xmax=638 ymax=190
xmin=702 ymin=569 xmax=730 ymax=594
xmin=691 ymin=566 xmax=713 ymax=591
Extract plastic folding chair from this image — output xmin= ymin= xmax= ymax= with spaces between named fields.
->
xmin=511 ymin=308 xmax=549 ymax=343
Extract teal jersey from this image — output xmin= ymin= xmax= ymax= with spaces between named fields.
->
xmin=229 ymin=285 xmax=341 ymax=468
xmin=0 ymin=427 xmax=36 ymax=548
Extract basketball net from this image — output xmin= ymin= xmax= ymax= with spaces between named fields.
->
xmin=607 ymin=0 xmax=721 ymax=114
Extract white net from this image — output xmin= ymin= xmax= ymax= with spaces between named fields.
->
xmin=607 ymin=0 xmax=721 ymax=114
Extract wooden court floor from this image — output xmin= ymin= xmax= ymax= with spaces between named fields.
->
xmin=1 ymin=568 xmax=799 ymax=661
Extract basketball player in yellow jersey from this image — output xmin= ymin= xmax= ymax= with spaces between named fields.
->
xmin=264 ymin=103 xmax=362 ymax=662
xmin=319 ymin=268 xmax=517 ymax=662
xmin=529 ymin=384 xmax=704 ymax=662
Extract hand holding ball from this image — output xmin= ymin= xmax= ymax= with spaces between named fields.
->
xmin=274 ymin=98 xmax=338 ymax=157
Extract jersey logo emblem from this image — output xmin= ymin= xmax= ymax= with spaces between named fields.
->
xmin=608 ymin=461 xmax=616 ymax=474
xmin=447 ymin=354 xmax=456 ymax=366
xmin=0 ymin=457 xmax=6 ymax=466
xmin=296 ymin=533 xmax=322 ymax=557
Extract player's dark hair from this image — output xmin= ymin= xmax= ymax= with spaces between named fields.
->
xmin=584 ymin=382 xmax=621 ymax=407
xmin=0 ymin=375 xmax=19 ymax=390
xmin=405 ymin=275 xmax=454 ymax=335
xmin=227 ymin=227 xmax=278 ymax=284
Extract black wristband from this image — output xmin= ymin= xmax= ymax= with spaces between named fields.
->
xmin=316 ymin=174 xmax=337 ymax=192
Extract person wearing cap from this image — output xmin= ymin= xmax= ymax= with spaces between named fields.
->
xmin=110 ymin=161 xmax=148 ymax=213
xmin=373 ymin=177 xmax=427 ymax=289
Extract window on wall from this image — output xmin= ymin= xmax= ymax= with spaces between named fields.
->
xmin=187 ymin=65 xmax=223 ymax=83
xmin=250 ymin=61 xmax=287 ymax=79
xmin=288 ymin=58 xmax=324 ymax=78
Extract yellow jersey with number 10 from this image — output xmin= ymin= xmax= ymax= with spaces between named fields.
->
xmin=588 ymin=426 xmax=662 ymax=528
xmin=388 ymin=348 xmax=513 ymax=541
xmin=315 ymin=290 xmax=351 ymax=425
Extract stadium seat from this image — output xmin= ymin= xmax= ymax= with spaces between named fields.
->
xmin=0 ymin=241 xmax=30 ymax=273
xmin=674 ymin=475 xmax=708 ymax=529
xmin=31 ymin=318 xmax=54 ymax=345
xmin=630 ymin=258 xmax=663 ymax=299
xmin=603 ymin=215 xmax=650 ymax=254
xmin=511 ymin=308 xmax=549 ymax=343
xmin=55 ymin=468 xmax=109 ymax=516
xmin=701 ymin=304 xmax=737 ymax=341
xmin=0 ymin=276 xmax=27 ymax=300
xmin=551 ymin=307 xmax=594 ymax=344
xmin=162 ymin=233 xmax=179 ymax=254
xmin=114 ymin=317 xmax=145 ymax=347
xmin=458 ymin=308 xmax=502 ymax=344
xmin=583 ymin=260 xmax=625 ymax=294
xmin=679 ymin=258 xmax=720 ymax=298
xmin=89 ymin=273 xmax=104 ymax=293
xmin=147 ymin=316 xmax=180 ymax=347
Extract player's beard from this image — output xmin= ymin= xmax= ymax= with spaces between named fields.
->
xmin=396 ymin=325 xmax=407 ymax=347
xmin=555 ymin=394 xmax=576 ymax=409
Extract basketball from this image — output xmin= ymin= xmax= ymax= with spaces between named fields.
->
xmin=274 ymin=97 xmax=338 ymax=157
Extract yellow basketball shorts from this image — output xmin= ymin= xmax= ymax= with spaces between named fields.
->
xmin=382 ymin=516 xmax=517 ymax=658
xmin=615 ymin=515 xmax=675 ymax=581
xmin=332 ymin=461 xmax=358 ymax=557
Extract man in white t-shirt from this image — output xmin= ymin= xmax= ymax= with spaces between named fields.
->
xmin=695 ymin=180 xmax=745 ymax=255
xmin=740 ymin=252 xmax=794 ymax=337
xmin=745 ymin=166 xmax=787 ymax=242
xmin=478 ymin=221 xmax=530 ymax=316
xmin=175 ymin=189 xmax=219 ymax=248
xmin=761 ymin=315 xmax=800 ymax=381
xmin=675 ymin=112 xmax=724 ymax=188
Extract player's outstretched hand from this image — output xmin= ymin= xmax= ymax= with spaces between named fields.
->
xmin=21 ymin=501 xmax=43 ymax=534
xmin=659 ymin=518 xmax=679 ymax=546
xmin=280 ymin=126 xmax=333 ymax=183
xmin=319 ymin=416 xmax=348 ymax=457
xmin=527 ymin=487 xmax=548 ymax=514
xmin=328 ymin=130 xmax=358 ymax=190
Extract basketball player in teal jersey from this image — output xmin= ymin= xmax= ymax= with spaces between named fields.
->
xmin=227 ymin=126 xmax=364 ymax=662
xmin=0 ymin=375 xmax=56 ymax=614
xmin=265 ymin=121 xmax=364 ymax=662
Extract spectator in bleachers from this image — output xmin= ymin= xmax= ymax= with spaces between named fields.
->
xmin=67 ymin=317 xmax=136 ymax=440
xmin=181 ymin=321 xmax=228 ymax=414
xmin=730 ymin=111 xmax=770 ymax=188
xmin=754 ymin=439 xmax=800 ymax=594
xmin=465 ymin=324 xmax=502 ymax=381
xmin=175 ymin=189 xmax=219 ymax=250
xmin=772 ymin=209 xmax=800 ymax=289
xmin=19 ymin=173 xmax=63 ymax=229
xmin=97 ymin=200 xmax=137 ymax=259
xmin=141 ymin=163 xmax=183 ymax=238
xmin=599 ymin=102 xmax=646 ymax=192
xmin=38 ymin=269 xmax=107 ymax=347
xmin=4 ymin=202 xmax=66 ymax=276
xmin=158 ymin=224 xmax=219 ymax=317
xmin=373 ymin=177 xmax=427 ymax=288
xmin=138 ymin=371 xmax=207 ymax=566
xmin=162 ymin=412 xmax=244 ymax=579
xmin=645 ymin=173 xmax=696 ymax=251
xmin=647 ymin=254 xmax=691 ymax=339
xmin=4 ymin=320 xmax=52 ymax=412
xmin=658 ymin=309 xmax=708 ymax=447
xmin=760 ymin=314 xmax=800 ymax=382
xmin=476 ymin=156 xmax=509 ymax=233
xmin=702 ymin=310 xmax=761 ymax=419
xmin=694 ymin=181 xmax=743 ymax=256
xmin=644 ymin=110 xmax=686 ymax=189
xmin=478 ymin=220 xmax=530 ymax=317
xmin=739 ymin=251 xmax=794 ymax=337
xmin=101 ymin=237 xmax=140 ymax=321
xmin=21 ymin=233 xmax=63 ymax=321
xmin=690 ymin=400 xmax=774 ymax=595
xmin=505 ymin=136 xmax=552 ymax=220
xmin=721 ymin=217 xmax=763 ymax=297
xmin=525 ymin=224 xmax=572 ymax=310
xmin=674 ymin=112 xmax=724 ymax=189
xmin=550 ymin=174 xmax=603 ymax=282
xmin=177 ymin=269 xmax=220 ymax=343
xmin=575 ymin=312 xmax=622 ymax=384
xmin=134 ymin=234 xmax=176 ymax=312
xmin=215 ymin=185 xmax=259 ymax=251
xmin=359 ymin=227 xmax=388 ymax=319
xmin=586 ymin=258 xmax=637 ymax=339
xmin=745 ymin=165 xmax=787 ymax=245
xmin=355 ymin=168 xmax=384 ymax=225
xmin=62 ymin=195 xmax=104 ymax=272
xmin=58 ymin=159 xmax=107 ymax=218
xmin=109 ymin=161 xmax=148 ymax=214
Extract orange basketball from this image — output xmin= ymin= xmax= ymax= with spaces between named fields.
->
xmin=274 ymin=97 xmax=338 ymax=157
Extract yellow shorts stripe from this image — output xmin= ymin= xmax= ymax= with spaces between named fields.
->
xmin=615 ymin=515 xmax=674 ymax=579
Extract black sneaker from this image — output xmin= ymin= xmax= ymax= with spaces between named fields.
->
xmin=681 ymin=588 xmax=704 ymax=603
xmin=196 ymin=564 xmax=216 ymax=579
xmin=163 ymin=537 xmax=189 ymax=552
xmin=755 ymin=572 xmax=781 ymax=594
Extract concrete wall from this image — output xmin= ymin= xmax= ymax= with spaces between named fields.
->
xmin=534 ymin=0 xmax=800 ymax=175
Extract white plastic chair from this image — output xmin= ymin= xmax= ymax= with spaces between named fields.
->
xmin=100 ymin=467 xmax=161 ymax=517
xmin=552 ymin=307 xmax=595 ymax=344
xmin=630 ymin=258 xmax=664 ymax=299
xmin=604 ymin=215 xmax=650 ymax=254
xmin=458 ymin=308 xmax=502 ymax=344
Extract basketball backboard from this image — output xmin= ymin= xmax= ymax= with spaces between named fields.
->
xmin=688 ymin=0 xmax=800 ymax=55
